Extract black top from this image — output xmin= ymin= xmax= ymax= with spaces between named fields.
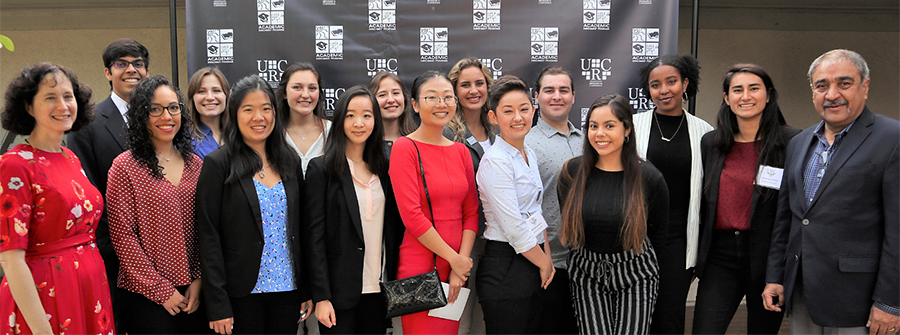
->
xmin=558 ymin=157 xmax=670 ymax=254
xmin=647 ymin=112 xmax=691 ymax=224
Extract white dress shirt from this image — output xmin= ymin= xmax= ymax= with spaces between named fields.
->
xmin=476 ymin=136 xmax=546 ymax=254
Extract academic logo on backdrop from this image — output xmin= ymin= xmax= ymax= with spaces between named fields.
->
xmin=323 ymin=0 xmax=335 ymax=5
xmin=473 ymin=0 xmax=500 ymax=31
xmin=369 ymin=0 xmax=397 ymax=31
xmin=257 ymin=59 xmax=288 ymax=88
xmin=316 ymin=25 xmax=344 ymax=60
xmin=479 ymin=58 xmax=503 ymax=80
xmin=257 ymin=0 xmax=285 ymax=32
xmin=631 ymin=28 xmax=659 ymax=62
xmin=583 ymin=0 xmax=610 ymax=31
xmin=538 ymin=0 xmax=551 ymax=4
xmin=323 ymin=87 xmax=347 ymax=117
xmin=530 ymin=27 xmax=558 ymax=62
xmin=427 ymin=0 xmax=441 ymax=4
xmin=212 ymin=0 xmax=227 ymax=7
xmin=628 ymin=87 xmax=655 ymax=112
xmin=580 ymin=58 xmax=611 ymax=87
xmin=366 ymin=58 xmax=399 ymax=77
xmin=420 ymin=27 xmax=448 ymax=63
xmin=580 ymin=108 xmax=589 ymax=127
xmin=206 ymin=29 xmax=234 ymax=64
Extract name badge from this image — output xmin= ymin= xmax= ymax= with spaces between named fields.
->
xmin=755 ymin=165 xmax=784 ymax=190
xmin=526 ymin=212 xmax=549 ymax=238
xmin=466 ymin=136 xmax=478 ymax=145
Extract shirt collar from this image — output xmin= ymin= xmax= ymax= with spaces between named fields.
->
xmin=812 ymin=118 xmax=857 ymax=145
xmin=536 ymin=117 xmax=582 ymax=139
xmin=110 ymin=91 xmax=129 ymax=125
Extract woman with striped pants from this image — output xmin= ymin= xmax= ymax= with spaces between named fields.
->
xmin=557 ymin=94 xmax=670 ymax=334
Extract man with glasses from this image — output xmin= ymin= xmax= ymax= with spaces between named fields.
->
xmin=68 ymin=38 xmax=151 ymax=333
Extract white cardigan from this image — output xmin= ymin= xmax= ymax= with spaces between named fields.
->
xmin=633 ymin=109 xmax=713 ymax=269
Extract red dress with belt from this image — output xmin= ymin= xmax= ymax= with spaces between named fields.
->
xmin=0 ymin=144 xmax=114 ymax=335
xmin=388 ymin=137 xmax=479 ymax=335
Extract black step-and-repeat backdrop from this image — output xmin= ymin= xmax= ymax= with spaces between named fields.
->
xmin=186 ymin=0 xmax=677 ymax=125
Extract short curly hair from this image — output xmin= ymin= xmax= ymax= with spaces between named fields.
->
xmin=125 ymin=75 xmax=196 ymax=179
xmin=638 ymin=54 xmax=701 ymax=101
xmin=2 ymin=63 xmax=94 ymax=135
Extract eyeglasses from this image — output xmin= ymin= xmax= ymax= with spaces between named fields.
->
xmin=420 ymin=95 xmax=458 ymax=107
xmin=148 ymin=103 xmax=184 ymax=117
xmin=111 ymin=59 xmax=146 ymax=70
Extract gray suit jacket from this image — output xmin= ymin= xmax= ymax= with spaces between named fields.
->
xmin=766 ymin=107 xmax=899 ymax=327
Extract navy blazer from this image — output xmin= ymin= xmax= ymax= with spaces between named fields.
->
xmin=67 ymin=96 xmax=127 ymax=279
xmin=765 ymin=107 xmax=899 ymax=327
xmin=196 ymin=147 xmax=308 ymax=321
xmin=697 ymin=125 xmax=801 ymax=283
xmin=305 ymin=156 xmax=404 ymax=310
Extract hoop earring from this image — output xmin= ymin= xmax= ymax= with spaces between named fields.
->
xmin=682 ymin=92 xmax=689 ymax=104
xmin=625 ymin=135 xmax=630 ymax=143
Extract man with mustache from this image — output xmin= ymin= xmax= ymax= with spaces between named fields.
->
xmin=762 ymin=49 xmax=899 ymax=335
xmin=68 ymin=38 xmax=151 ymax=333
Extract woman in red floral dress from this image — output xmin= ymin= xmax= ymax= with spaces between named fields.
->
xmin=0 ymin=63 xmax=114 ymax=335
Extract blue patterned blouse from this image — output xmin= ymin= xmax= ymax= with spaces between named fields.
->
xmin=251 ymin=179 xmax=297 ymax=293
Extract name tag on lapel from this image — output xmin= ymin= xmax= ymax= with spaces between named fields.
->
xmin=755 ymin=165 xmax=784 ymax=190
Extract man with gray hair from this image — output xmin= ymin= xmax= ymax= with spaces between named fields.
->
xmin=762 ymin=49 xmax=899 ymax=334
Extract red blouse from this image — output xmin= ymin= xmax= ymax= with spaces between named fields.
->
xmin=715 ymin=141 xmax=759 ymax=231
xmin=106 ymin=152 xmax=202 ymax=304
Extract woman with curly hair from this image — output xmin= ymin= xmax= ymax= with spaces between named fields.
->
xmin=635 ymin=54 xmax=713 ymax=335
xmin=0 ymin=63 xmax=114 ymax=334
xmin=105 ymin=75 xmax=208 ymax=333
xmin=187 ymin=67 xmax=230 ymax=159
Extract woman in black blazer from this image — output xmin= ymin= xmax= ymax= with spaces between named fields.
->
xmin=306 ymin=86 xmax=404 ymax=334
xmin=197 ymin=75 xmax=311 ymax=334
xmin=693 ymin=64 xmax=800 ymax=334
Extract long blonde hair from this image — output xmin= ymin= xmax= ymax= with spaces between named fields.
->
xmin=447 ymin=57 xmax=494 ymax=142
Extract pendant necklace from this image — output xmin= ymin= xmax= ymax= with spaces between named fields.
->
xmin=655 ymin=111 xmax=685 ymax=142
xmin=259 ymin=165 xmax=269 ymax=179
xmin=156 ymin=151 xmax=175 ymax=162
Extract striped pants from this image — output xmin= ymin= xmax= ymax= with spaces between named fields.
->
xmin=568 ymin=243 xmax=659 ymax=335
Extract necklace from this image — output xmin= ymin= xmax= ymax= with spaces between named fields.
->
xmin=156 ymin=151 xmax=175 ymax=162
xmin=24 ymin=138 xmax=61 ymax=153
xmin=258 ymin=165 xmax=269 ymax=179
xmin=654 ymin=111 xmax=685 ymax=142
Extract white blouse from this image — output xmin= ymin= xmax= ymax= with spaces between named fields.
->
xmin=286 ymin=120 xmax=332 ymax=177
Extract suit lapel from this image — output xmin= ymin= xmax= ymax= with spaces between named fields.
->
xmin=283 ymin=176 xmax=299 ymax=240
xmin=808 ymin=108 xmax=874 ymax=210
xmin=793 ymin=130 xmax=815 ymax=213
xmin=342 ymin=164 xmax=365 ymax=243
xmin=100 ymin=99 xmax=128 ymax=151
xmin=240 ymin=177 xmax=265 ymax=237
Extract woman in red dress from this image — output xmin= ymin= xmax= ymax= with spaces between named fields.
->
xmin=389 ymin=71 xmax=479 ymax=334
xmin=0 ymin=63 xmax=114 ymax=334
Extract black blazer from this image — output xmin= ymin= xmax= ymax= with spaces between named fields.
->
xmin=196 ymin=148 xmax=308 ymax=321
xmin=305 ymin=157 xmax=404 ymax=310
xmin=67 ymin=96 xmax=127 ymax=271
xmin=696 ymin=125 xmax=800 ymax=283
xmin=766 ymin=107 xmax=899 ymax=326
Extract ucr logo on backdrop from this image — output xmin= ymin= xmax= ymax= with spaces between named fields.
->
xmin=479 ymin=58 xmax=503 ymax=81
xmin=367 ymin=58 xmax=399 ymax=77
xmin=628 ymin=88 xmax=655 ymax=112
xmin=632 ymin=27 xmax=660 ymax=63
xmin=581 ymin=58 xmax=612 ymax=88
xmin=258 ymin=59 xmax=288 ymax=87
xmin=323 ymin=87 xmax=347 ymax=117
xmin=583 ymin=0 xmax=611 ymax=31
xmin=473 ymin=0 xmax=500 ymax=31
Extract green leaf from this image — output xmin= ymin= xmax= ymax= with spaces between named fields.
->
xmin=0 ymin=35 xmax=14 ymax=52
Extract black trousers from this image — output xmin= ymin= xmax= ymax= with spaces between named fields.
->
xmin=318 ymin=292 xmax=386 ymax=335
xmin=650 ymin=214 xmax=692 ymax=335
xmin=692 ymin=230 xmax=784 ymax=334
xmin=117 ymin=286 xmax=210 ymax=334
xmin=477 ymin=240 xmax=545 ymax=334
xmin=539 ymin=268 xmax=579 ymax=334
xmin=231 ymin=290 xmax=301 ymax=334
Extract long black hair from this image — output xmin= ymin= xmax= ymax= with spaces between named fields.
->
xmin=560 ymin=94 xmax=647 ymax=253
xmin=125 ymin=75 xmax=195 ymax=179
xmin=323 ymin=85 xmax=387 ymax=179
xmin=710 ymin=64 xmax=789 ymax=198
xmin=222 ymin=75 xmax=298 ymax=184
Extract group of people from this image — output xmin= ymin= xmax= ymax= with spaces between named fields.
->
xmin=0 ymin=37 xmax=896 ymax=335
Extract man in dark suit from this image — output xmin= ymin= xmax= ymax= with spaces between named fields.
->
xmin=762 ymin=49 xmax=899 ymax=334
xmin=67 ymin=38 xmax=150 ymax=331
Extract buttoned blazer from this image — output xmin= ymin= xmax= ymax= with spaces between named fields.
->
xmin=305 ymin=157 xmax=404 ymax=310
xmin=67 ymin=96 xmax=127 ymax=261
xmin=765 ymin=107 xmax=899 ymax=327
xmin=196 ymin=147 xmax=308 ymax=321
xmin=696 ymin=125 xmax=800 ymax=283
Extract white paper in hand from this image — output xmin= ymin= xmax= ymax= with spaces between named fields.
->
xmin=428 ymin=282 xmax=470 ymax=321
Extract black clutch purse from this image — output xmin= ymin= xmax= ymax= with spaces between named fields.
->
xmin=381 ymin=140 xmax=448 ymax=318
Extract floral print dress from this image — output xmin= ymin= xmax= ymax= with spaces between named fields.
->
xmin=0 ymin=144 xmax=115 ymax=335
